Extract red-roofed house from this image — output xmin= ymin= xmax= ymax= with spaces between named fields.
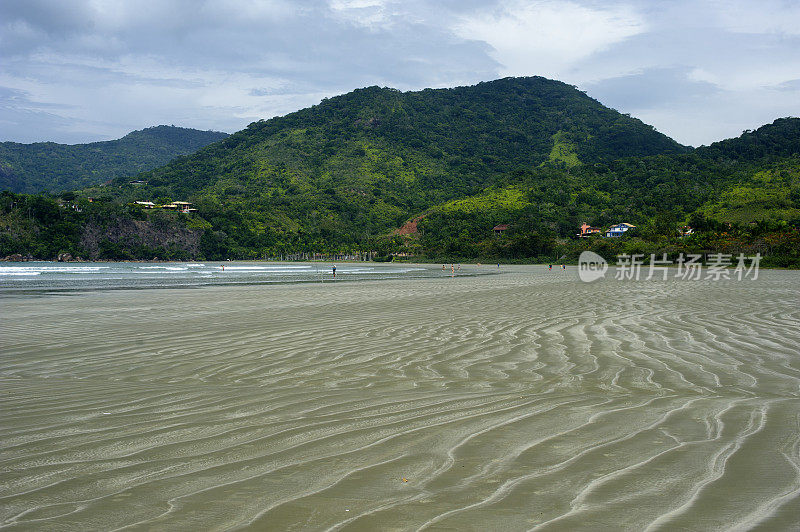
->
xmin=578 ymin=222 xmax=601 ymax=238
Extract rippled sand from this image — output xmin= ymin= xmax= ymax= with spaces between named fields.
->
xmin=2 ymin=266 xmax=799 ymax=530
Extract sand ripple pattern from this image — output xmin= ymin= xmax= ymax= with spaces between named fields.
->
xmin=1 ymin=267 xmax=799 ymax=530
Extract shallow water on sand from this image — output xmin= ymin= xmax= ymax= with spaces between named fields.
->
xmin=0 ymin=261 xmax=442 ymax=294
xmin=1 ymin=266 xmax=799 ymax=530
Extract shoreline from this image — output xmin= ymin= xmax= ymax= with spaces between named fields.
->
xmin=2 ymin=257 xmax=796 ymax=271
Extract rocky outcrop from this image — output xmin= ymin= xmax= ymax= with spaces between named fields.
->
xmin=80 ymin=217 xmax=202 ymax=259
xmin=2 ymin=253 xmax=30 ymax=261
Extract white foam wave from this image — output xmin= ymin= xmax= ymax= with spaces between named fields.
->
xmin=0 ymin=266 xmax=108 ymax=274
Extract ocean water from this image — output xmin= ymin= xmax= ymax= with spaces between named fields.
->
xmin=0 ymin=261 xmax=449 ymax=294
xmin=1 ymin=266 xmax=798 ymax=530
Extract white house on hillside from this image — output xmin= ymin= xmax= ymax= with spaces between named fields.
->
xmin=605 ymin=223 xmax=636 ymax=237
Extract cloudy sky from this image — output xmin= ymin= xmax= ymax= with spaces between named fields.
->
xmin=1 ymin=0 xmax=798 ymax=146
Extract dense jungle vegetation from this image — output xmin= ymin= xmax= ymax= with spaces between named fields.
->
xmin=0 ymin=126 xmax=228 ymax=193
xmin=1 ymin=78 xmax=798 ymax=266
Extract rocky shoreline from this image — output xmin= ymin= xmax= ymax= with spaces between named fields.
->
xmin=1 ymin=253 xmax=169 ymax=263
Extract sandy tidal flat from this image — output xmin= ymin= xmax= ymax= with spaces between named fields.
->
xmin=1 ymin=266 xmax=799 ymax=530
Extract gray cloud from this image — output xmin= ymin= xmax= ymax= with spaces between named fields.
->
xmin=0 ymin=0 xmax=797 ymax=146
xmin=776 ymin=79 xmax=800 ymax=92
xmin=0 ymin=86 xmax=99 ymax=144
xmin=585 ymin=68 xmax=720 ymax=110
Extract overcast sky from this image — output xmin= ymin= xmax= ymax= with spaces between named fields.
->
xmin=1 ymin=0 xmax=798 ymax=146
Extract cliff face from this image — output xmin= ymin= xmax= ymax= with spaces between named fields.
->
xmin=79 ymin=219 xmax=203 ymax=260
xmin=0 ymin=192 xmax=210 ymax=261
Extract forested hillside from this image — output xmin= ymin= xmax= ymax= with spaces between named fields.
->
xmin=1 ymin=78 xmax=797 ymax=265
xmin=696 ymin=118 xmax=800 ymax=162
xmin=407 ymin=119 xmax=800 ymax=265
xmin=0 ymin=126 xmax=229 ymax=193
xmin=130 ymin=77 xmax=686 ymax=201
xmin=80 ymin=77 xmax=687 ymax=253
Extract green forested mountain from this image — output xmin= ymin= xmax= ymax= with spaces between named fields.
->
xmin=0 ymin=126 xmax=229 ymax=193
xmin=1 ymin=78 xmax=798 ymax=265
xmin=130 ymin=77 xmax=687 ymax=205
xmin=411 ymin=119 xmax=800 ymax=264
xmin=86 ymin=77 xmax=687 ymax=250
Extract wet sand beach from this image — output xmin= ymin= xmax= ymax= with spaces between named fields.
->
xmin=1 ymin=266 xmax=799 ymax=530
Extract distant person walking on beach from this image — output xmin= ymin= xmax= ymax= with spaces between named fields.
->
xmin=332 ymin=265 xmax=336 ymax=278
xmin=549 ymin=264 xmax=552 ymax=270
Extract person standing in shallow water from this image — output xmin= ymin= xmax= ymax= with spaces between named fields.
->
xmin=332 ymin=265 xmax=336 ymax=278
